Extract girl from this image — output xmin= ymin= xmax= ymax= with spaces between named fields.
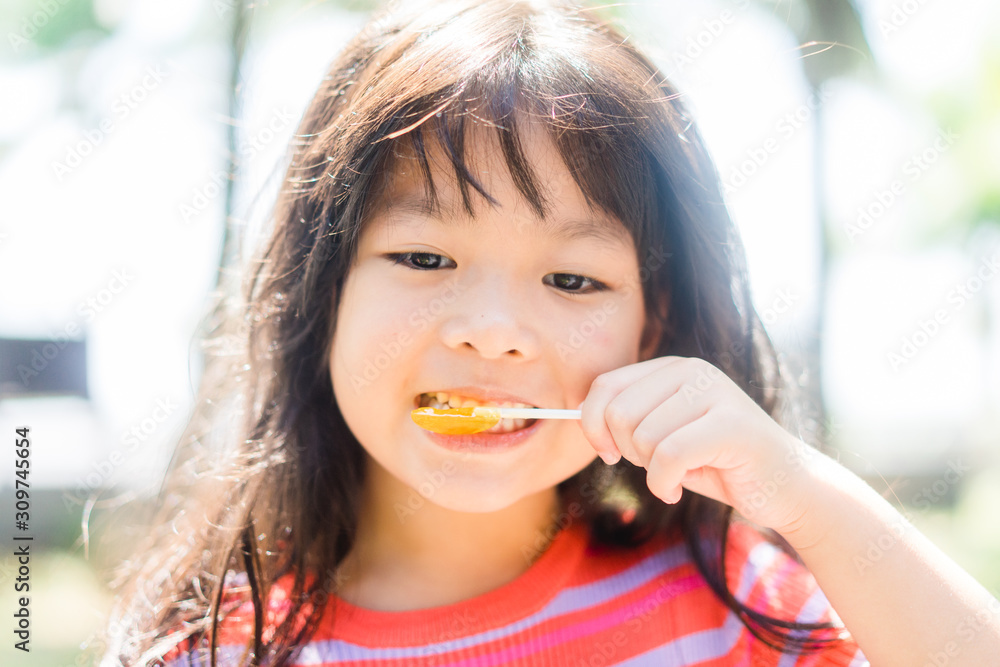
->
xmin=100 ymin=0 xmax=1000 ymax=664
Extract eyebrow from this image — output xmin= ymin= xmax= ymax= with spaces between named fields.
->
xmin=377 ymin=192 xmax=631 ymax=248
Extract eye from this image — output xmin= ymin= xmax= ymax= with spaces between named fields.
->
xmin=545 ymin=273 xmax=608 ymax=294
xmin=385 ymin=252 xmax=455 ymax=270
xmin=386 ymin=253 xmax=606 ymax=294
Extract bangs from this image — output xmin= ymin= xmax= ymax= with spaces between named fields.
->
xmin=308 ymin=0 xmax=695 ymax=259
xmin=371 ymin=59 xmax=661 ymax=251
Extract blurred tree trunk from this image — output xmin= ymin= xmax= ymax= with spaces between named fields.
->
xmin=218 ymin=0 xmax=250 ymax=289
xmin=767 ymin=0 xmax=872 ymax=447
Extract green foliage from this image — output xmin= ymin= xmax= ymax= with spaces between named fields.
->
xmin=4 ymin=0 xmax=109 ymax=55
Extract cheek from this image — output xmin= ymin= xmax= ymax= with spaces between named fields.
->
xmin=329 ymin=325 xmax=410 ymax=451
xmin=344 ymin=281 xmax=406 ymax=335
xmin=557 ymin=299 xmax=644 ymax=361
xmin=332 ymin=329 xmax=412 ymax=409
xmin=330 ymin=271 xmax=417 ymax=402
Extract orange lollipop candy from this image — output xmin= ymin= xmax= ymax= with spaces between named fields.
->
xmin=410 ymin=406 xmax=581 ymax=435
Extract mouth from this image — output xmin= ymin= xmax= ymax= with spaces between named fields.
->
xmin=415 ymin=391 xmax=539 ymax=434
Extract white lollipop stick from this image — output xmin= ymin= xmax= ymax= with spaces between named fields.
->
xmin=491 ymin=408 xmax=581 ymax=420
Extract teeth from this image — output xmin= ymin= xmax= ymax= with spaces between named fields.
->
xmin=417 ymin=393 xmax=537 ymax=433
xmin=485 ymin=417 xmax=528 ymax=434
xmin=419 ymin=392 xmax=533 ymax=410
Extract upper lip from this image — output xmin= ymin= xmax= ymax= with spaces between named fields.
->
xmin=415 ymin=386 xmax=540 ymax=408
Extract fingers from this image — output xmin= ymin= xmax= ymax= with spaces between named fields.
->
xmin=645 ymin=413 xmax=721 ymax=504
xmin=630 ymin=391 xmax=710 ymax=466
xmin=580 ymin=356 xmax=729 ymax=467
xmin=602 ymin=370 xmax=688 ymax=466
xmin=577 ymin=354 xmax=803 ymax=518
xmin=578 ymin=356 xmax=682 ymax=464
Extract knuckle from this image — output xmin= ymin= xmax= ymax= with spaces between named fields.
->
xmin=603 ymin=402 xmax=631 ymax=430
xmin=696 ymin=356 xmax=718 ymax=371
xmin=589 ymin=373 xmax=616 ymax=393
xmin=692 ymin=357 xmax=717 ymax=378
xmin=631 ymin=425 xmax=659 ymax=452
xmin=678 ymin=355 xmax=701 ymax=370
xmin=654 ymin=430 xmax=683 ymax=457
xmin=649 ymin=437 xmax=675 ymax=464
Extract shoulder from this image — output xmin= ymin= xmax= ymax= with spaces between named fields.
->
xmin=724 ymin=520 xmax=869 ymax=666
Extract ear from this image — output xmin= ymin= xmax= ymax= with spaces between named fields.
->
xmin=639 ymin=292 xmax=670 ymax=361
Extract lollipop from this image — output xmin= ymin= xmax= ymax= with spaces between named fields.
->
xmin=411 ymin=406 xmax=581 ymax=435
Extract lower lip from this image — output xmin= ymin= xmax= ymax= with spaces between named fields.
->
xmin=421 ymin=419 xmax=544 ymax=453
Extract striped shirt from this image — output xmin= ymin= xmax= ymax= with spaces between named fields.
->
xmin=163 ymin=521 xmax=868 ymax=666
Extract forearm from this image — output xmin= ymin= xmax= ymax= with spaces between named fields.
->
xmin=780 ymin=451 xmax=1000 ymax=665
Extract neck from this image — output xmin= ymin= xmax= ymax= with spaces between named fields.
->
xmin=335 ymin=455 xmax=564 ymax=611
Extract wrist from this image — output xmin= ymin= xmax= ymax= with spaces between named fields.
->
xmin=769 ymin=439 xmax=846 ymax=552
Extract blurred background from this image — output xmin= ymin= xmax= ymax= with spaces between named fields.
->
xmin=0 ymin=0 xmax=998 ymax=663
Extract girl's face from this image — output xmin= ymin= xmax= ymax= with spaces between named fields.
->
xmin=328 ymin=121 xmax=659 ymax=513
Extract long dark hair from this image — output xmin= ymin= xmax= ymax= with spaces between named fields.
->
xmin=100 ymin=0 xmax=844 ymax=663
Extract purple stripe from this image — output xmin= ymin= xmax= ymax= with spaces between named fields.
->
xmin=616 ymin=612 xmax=747 ymax=666
xmin=291 ymin=542 xmax=695 ymax=664
xmin=169 ymin=535 xmax=795 ymax=666
xmin=439 ymin=575 xmax=704 ymax=667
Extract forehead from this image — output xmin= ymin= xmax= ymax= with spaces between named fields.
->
xmin=367 ymin=121 xmax=634 ymax=249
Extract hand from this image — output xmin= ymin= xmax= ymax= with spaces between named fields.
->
xmin=578 ymin=355 xmax=818 ymax=537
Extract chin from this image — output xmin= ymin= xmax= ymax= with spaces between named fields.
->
xmin=422 ymin=479 xmax=532 ymax=514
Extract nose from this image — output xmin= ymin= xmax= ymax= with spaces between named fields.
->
xmin=437 ymin=274 xmax=540 ymax=360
